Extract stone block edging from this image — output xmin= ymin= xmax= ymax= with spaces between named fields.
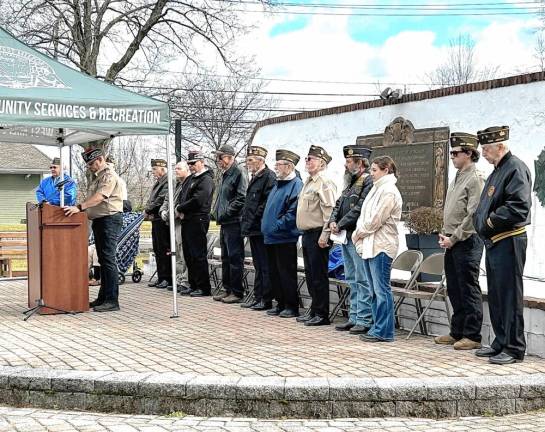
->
xmin=1 ymin=366 xmax=545 ymax=418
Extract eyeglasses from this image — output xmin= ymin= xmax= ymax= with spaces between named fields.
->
xmin=304 ymin=156 xmax=318 ymax=162
xmin=49 ymin=166 xmax=58 ymax=169
xmin=275 ymin=162 xmax=289 ymax=166
xmin=187 ymin=161 xmax=197 ymax=166
xmin=449 ymin=150 xmax=467 ymax=157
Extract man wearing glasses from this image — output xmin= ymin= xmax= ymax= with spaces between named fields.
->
xmin=212 ymin=144 xmax=248 ymax=304
xmin=435 ymin=132 xmax=485 ymax=350
xmin=36 ymin=157 xmax=77 ymax=206
xmin=176 ymin=150 xmax=215 ymax=297
xmin=296 ymin=145 xmax=337 ymax=326
xmin=63 ymin=148 xmax=123 ymax=312
xmin=473 ymin=126 xmax=532 ymax=365
xmin=262 ymin=150 xmax=303 ymax=318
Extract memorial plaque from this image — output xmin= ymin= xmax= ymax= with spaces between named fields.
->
xmin=356 ymin=117 xmax=449 ymax=212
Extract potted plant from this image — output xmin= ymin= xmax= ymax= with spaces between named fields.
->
xmin=404 ymin=207 xmax=444 ymax=281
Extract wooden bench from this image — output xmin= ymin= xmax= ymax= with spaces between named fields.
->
xmin=0 ymin=232 xmax=27 ymax=278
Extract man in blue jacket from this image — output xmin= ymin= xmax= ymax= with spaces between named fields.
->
xmin=35 ymin=157 xmax=77 ymax=206
xmin=262 ymin=149 xmax=303 ymax=318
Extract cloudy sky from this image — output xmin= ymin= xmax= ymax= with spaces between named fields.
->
xmin=229 ymin=0 xmax=543 ymax=112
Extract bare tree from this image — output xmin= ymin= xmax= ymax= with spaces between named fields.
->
xmin=426 ymin=34 xmax=499 ymax=87
xmin=1 ymin=0 xmax=271 ymax=83
xmin=168 ymin=68 xmax=276 ymax=172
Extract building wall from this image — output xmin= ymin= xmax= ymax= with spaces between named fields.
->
xmin=0 ymin=174 xmax=40 ymax=224
xmin=252 ymin=80 xmax=545 ymax=288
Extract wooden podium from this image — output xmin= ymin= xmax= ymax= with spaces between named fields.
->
xmin=26 ymin=202 xmax=89 ymax=316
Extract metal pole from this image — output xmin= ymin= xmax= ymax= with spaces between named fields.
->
xmin=166 ymin=134 xmax=179 ymax=318
xmin=58 ymin=128 xmax=64 ymax=207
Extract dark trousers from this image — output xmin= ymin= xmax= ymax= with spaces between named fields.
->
xmin=182 ymin=216 xmax=211 ymax=294
xmin=302 ymin=230 xmax=330 ymax=319
xmin=266 ymin=242 xmax=299 ymax=311
xmin=445 ymin=234 xmax=484 ymax=342
xmin=92 ymin=213 xmax=123 ymax=304
xmin=486 ymin=234 xmax=527 ymax=359
xmin=249 ymin=235 xmax=272 ymax=303
xmin=220 ymin=223 xmax=244 ymax=297
xmin=152 ymin=219 xmax=172 ymax=283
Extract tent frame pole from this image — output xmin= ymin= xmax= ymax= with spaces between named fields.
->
xmin=58 ymin=128 xmax=64 ymax=207
xmin=166 ymin=134 xmax=179 ymax=318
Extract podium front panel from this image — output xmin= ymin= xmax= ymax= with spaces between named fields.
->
xmin=27 ymin=203 xmax=89 ymax=314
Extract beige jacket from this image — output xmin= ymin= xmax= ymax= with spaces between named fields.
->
xmin=296 ymin=171 xmax=337 ymax=237
xmin=352 ymin=174 xmax=402 ymax=259
xmin=443 ymin=164 xmax=485 ymax=246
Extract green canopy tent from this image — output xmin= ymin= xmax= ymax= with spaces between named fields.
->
xmin=0 ymin=26 xmax=180 ymax=317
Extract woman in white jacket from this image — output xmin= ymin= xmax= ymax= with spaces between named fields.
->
xmin=352 ymin=156 xmax=402 ymax=342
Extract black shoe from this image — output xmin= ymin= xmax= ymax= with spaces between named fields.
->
xmin=335 ymin=321 xmax=355 ymax=331
xmin=296 ymin=314 xmax=313 ymax=323
xmin=349 ymin=325 xmax=370 ymax=335
xmin=179 ymin=287 xmax=193 ymax=295
xmin=475 ymin=346 xmax=499 ymax=357
xmin=304 ymin=316 xmax=330 ymax=326
xmin=241 ymin=300 xmax=258 ymax=309
xmin=267 ymin=306 xmax=282 ymax=316
xmin=148 ymin=281 xmax=158 ymax=287
xmin=251 ymin=301 xmax=272 ymax=311
xmin=279 ymin=308 xmax=299 ymax=318
xmin=89 ymin=299 xmax=103 ymax=308
xmin=489 ymin=352 xmax=522 ymax=365
xmin=93 ymin=302 xmax=120 ymax=312
xmin=189 ymin=289 xmax=210 ymax=297
xmin=156 ymin=280 xmax=169 ymax=289
xmin=359 ymin=334 xmax=386 ymax=343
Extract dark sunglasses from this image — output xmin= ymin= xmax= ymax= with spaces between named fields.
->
xmin=187 ymin=161 xmax=197 ymax=166
xmin=449 ymin=150 xmax=467 ymax=157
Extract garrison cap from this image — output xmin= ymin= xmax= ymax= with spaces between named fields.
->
xmin=151 ymin=159 xmax=167 ymax=168
xmin=307 ymin=145 xmax=332 ymax=164
xmin=477 ymin=126 xmax=509 ymax=145
xmin=81 ymin=148 xmax=103 ymax=164
xmin=50 ymin=157 xmax=61 ymax=166
xmin=343 ymin=145 xmax=372 ymax=160
xmin=276 ymin=149 xmax=300 ymax=165
xmin=247 ymin=146 xmax=268 ymax=158
xmin=449 ymin=132 xmax=479 ymax=149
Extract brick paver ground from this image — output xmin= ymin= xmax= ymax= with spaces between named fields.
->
xmin=1 ymin=280 xmax=544 ymax=378
xmin=2 ymin=406 xmax=545 ymax=431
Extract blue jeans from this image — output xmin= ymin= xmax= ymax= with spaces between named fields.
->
xmin=342 ymin=237 xmax=373 ymax=327
xmin=362 ymin=252 xmax=394 ymax=341
xmin=92 ymin=213 xmax=123 ymax=304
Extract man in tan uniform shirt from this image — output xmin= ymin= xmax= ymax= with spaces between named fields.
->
xmin=296 ymin=145 xmax=337 ymax=326
xmin=64 ymin=148 xmax=123 ymax=312
xmin=435 ymin=132 xmax=485 ymax=350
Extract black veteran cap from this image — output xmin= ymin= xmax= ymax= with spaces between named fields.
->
xmin=308 ymin=145 xmax=332 ymax=164
xmin=151 ymin=159 xmax=167 ymax=168
xmin=477 ymin=126 xmax=509 ymax=145
xmin=449 ymin=132 xmax=479 ymax=149
xmin=276 ymin=149 xmax=300 ymax=165
xmin=187 ymin=150 xmax=204 ymax=162
xmin=81 ymin=148 xmax=103 ymax=164
xmin=50 ymin=157 xmax=61 ymax=166
xmin=343 ymin=145 xmax=372 ymax=160
xmin=247 ymin=146 xmax=268 ymax=158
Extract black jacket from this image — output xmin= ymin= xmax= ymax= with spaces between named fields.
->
xmin=329 ymin=172 xmax=373 ymax=233
xmin=214 ymin=163 xmax=248 ymax=225
xmin=145 ymin=174 xmax=168 ymax=221
xmin=241 ymin=166 xmax=276 ymax=236
xmin=473 ymin=152 xmax=532 ymax=248
xmin=176 ymin=169 xmax=215 ymax=221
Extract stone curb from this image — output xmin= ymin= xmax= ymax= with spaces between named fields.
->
xmin=1 ymin=366 xmax=545 ymax=418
